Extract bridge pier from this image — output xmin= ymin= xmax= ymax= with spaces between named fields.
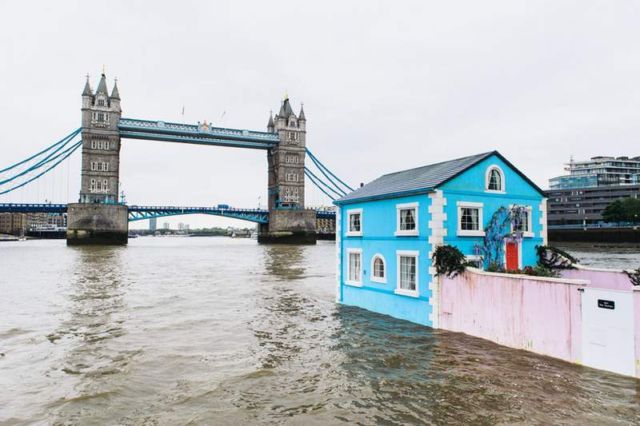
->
xmin=257 ymin=209 xmax=317 ymax=244
xmin=66 ymin=203 xmax=128 ymax=245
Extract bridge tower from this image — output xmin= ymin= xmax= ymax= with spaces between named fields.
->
xmin=66 ymin=73 xmax=128 ymax=245
xmin=260 ymin=97 xmax=316 ymax=244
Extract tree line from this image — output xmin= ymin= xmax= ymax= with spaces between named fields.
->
xmin=602 ymin=197 xmax=640 ymax=223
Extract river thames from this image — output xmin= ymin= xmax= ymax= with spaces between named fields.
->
xmin=1 ymin=238 xmax=639 ymax=424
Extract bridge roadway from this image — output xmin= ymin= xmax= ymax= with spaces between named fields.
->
xmin=0 ymin=203 xmax=335 ymax=224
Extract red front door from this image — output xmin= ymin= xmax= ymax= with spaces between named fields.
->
xmin=506 ymin=242 xmax=519 ymax=271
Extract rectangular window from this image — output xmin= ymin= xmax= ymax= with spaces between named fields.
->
xmin=347 ymin=209 xmax=362 ymax=236
xmin=396 ymin=251 xmax=419 ymax=297
xmin=346 ymin=249 xmax=362 ymax=286
xmin=286 ymin=172 xmax=299 ymax=182
xmin=511 ymin=206 xmax=533 ymax=237
xmin=90 ymin=179 xmax=96 ymax=192
xmin=395 ymin=202 xmax=418 ymax=236
xmin=457 ymin=202 xmax=484 ymax=236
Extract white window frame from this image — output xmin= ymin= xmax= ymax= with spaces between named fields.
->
xmin=395 ymin=250 xmax=419 ymax=297
xmin=345 ymin=248 xmax=363 ymax=287
xmin=485 ymin=165 xmax=506 ymax=193
xmin=394 ymin=202 xmax=419 ymax=236
xmin=346 ymin=208 xmax=363 ymax=237
xmin=370 ymin=254 xmax=387 ymax=283
xmin=457 ymin=201 xmax=485 ymax=237
xmin=510 ymin=205 xmax=534 ymax=238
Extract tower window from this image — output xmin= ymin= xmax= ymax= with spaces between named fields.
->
xmin=97 ymin=98 xmax=105 ymax=107
xmin=285 ymin=154 xmax=299 ymax=164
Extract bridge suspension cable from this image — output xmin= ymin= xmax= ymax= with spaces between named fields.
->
xmin=0 ymin=128 xmax=81 ymax=174
xmin=304 ymin=168 xmax=337 ymax=201
xmin=305 ymin=148 xmax=354 ymax=193
xmin=0 ymin=137 xmax=83 ymax=186
xmin=0 ymin=138 xmax=83 ymax=196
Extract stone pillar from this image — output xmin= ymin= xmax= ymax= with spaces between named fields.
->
xmin=66 ymin=203 xmax=128 ymax=245
xmin=257 ymin=209 xmax=316 ymax=244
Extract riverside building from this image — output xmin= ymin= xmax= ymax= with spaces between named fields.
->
xmin=547 ymin=156 xmax=640 ymax=227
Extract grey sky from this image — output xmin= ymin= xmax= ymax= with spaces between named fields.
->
xmin=1 ymin=1 xmax=639 ymax=228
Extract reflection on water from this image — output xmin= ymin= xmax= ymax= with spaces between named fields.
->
xmin=0 ymin=238 xmax=639 ymax=424
xmin=263 ymin=245 xmax=307 ymax=280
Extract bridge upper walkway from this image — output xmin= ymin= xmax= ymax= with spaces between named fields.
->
xmin=118 ymin=118 xmax=279 ymax=149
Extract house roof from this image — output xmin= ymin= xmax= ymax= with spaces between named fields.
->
xmin=335 ymin=150 xmax=545 ymax=204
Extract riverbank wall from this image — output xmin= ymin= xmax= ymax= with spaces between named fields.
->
xmin=439 ymin=267 xmax=639 ymax=379
xmin=549 ymin=227 xmax=640 ymax=243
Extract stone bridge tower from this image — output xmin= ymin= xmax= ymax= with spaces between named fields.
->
xmin=260 ymin=97 xmax=316 ymax=244
xmin=66 ymin=73 xmax=128 ymax=245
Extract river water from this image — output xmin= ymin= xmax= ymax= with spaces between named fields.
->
xmin=0 ymin=238 xmax=639 ymax=425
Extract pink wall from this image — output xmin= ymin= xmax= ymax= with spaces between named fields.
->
xmin=636 ymin=290 xmax=640 ymax=378
xmin=440 ymin=270 xmax=588 ymax=363
xmin=560 ymin=267 xmax=634 ymax=291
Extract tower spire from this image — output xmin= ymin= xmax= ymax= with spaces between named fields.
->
xmin=267 ymin=110 xmax=274 ymax=131
xmin=96 ymin=72 xmax=108 ymax=95
xmin=110 ymin=78 xmax=120 ymax=99
xmin=82 ymin=74 xmax=92 ymax=96
xmin=299 ymin=103 xmax=306 ymax=121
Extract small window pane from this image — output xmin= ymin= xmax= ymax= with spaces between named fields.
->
xmin=373 ymin=257 xmax=384 ymax=278
xmin=349 ymin=213 xmax=361 ymax=232
xmin=349 ymin=252 xmax=361 ymax=282
xmin=461 ymin=208 xmax=479 ymax=230
xmin=399 ymin=256 xmax=416 ymax=291
xmin=514 ymin=210 xmax=529 ymax=232
xmin=399 ymin=208 xmax=416 ymax=231
xmin=488 ymin=169 xmax=502 ymax=190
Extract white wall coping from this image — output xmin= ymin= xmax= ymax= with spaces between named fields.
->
xmin=573 ymin=263 xmax=627 ymax=273
xmin=465 ymin=267 xmax=590 ymax=285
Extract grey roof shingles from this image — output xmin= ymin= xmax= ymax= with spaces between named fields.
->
xmin=335 ymin=150 xmax=544 ymax=204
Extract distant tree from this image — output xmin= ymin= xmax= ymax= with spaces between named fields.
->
xmin=602 ymin=198 xmax=640 ymax=223
xmin=602 ymin=199 xmax=626 ymax=222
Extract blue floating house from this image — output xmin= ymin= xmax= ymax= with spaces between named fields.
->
xmin=334 ymin=151 xmax=547 ymax=327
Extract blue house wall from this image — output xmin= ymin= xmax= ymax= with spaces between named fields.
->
xmin=336 ymin=152 xmax=546 ymax=328
xmin=338 ymin=194 xmax=435 ymax=326
xmin=440 ymin=155 xmax=545 ymax=267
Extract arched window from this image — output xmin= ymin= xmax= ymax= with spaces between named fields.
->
xmin=371 ymin=254 xmax=386 ymax=283
xmin=486 ymin=166 xmax=505 ymax=192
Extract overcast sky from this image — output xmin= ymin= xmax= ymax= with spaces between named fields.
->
xmin=1 ymin=1 xmax=639 ymax=228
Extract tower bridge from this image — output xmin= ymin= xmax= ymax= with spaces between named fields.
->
xmin=0 ymin=72 xmax=349 ymax=245
xmin=0 ymin=203 xmax=334 ymax=227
